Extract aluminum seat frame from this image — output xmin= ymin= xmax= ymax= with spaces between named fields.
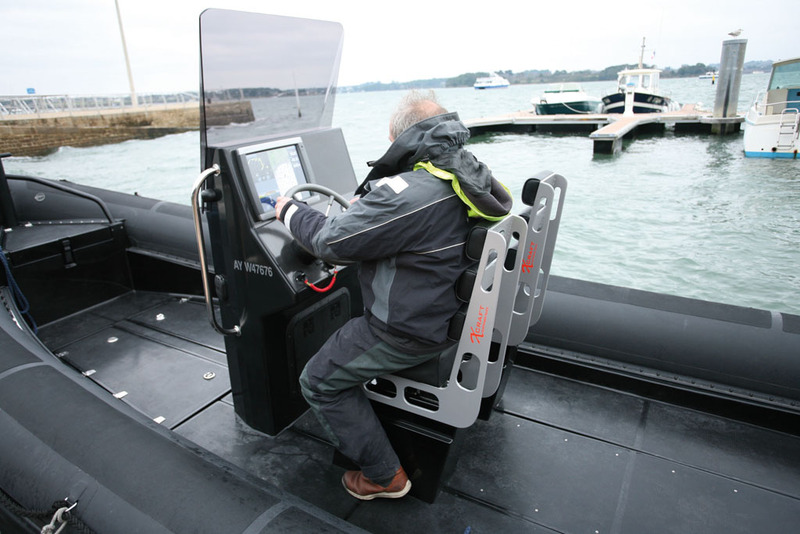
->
xmin=364 ymin=171 xmax=567 ymax=427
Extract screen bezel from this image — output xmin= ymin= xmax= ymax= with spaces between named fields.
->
xmin=235 ymin=137 xmax=318 ymax=222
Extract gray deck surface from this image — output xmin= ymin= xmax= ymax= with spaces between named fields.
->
xmin=38 ymin=291 xmax=800 ymax=534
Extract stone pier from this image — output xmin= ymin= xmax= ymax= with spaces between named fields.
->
xmin=0 ymin=101 xmax=253 ymax=157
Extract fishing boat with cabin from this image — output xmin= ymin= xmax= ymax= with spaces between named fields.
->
xmin=602 ymin=38 xmax=679 ymax=114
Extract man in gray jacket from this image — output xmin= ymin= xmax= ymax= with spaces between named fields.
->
xmin=276 ymin=91 xmax=511 ymax=500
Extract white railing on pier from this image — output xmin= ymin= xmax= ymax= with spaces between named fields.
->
xmin=0 ymin=92 xmax=199 ymax=119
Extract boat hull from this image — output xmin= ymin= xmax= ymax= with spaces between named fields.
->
xmin=474 ymin=73 xmax=510 ymax=89
xmin=535 ymin=101 xmax=602 ymax=115
xmin=744 ymin=107 xmax=800 ymax=158
xmin=474 ymin=84 xmax=509 ymax=90
xmin=602 ymin=91 xmax=674 ymax=113
xmin=744 ymin=149 xmax=799 ymax=159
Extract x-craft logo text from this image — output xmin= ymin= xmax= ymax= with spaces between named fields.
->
xmin=470 ymin=305 xmax=489 ymax=343
xmin=521 ymin=241 xmax=538 ymax=274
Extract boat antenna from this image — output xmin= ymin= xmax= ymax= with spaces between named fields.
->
xmin=114 ymin=0 xmax=138 ymax=107
xmin=638 ymin=37 xmax=645 ymax=69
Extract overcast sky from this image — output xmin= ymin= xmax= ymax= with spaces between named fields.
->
xmin=1 ymin=0 xmax=797 ymax=96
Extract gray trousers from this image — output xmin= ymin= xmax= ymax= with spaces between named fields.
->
xmin=299 ymin=315 xmax=443 ymax=484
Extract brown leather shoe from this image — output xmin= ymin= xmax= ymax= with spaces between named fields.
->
xmin=342 ymin=467 xmax=411 ymax=500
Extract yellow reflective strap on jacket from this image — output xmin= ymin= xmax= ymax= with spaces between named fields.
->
xmin=415 ymin=160 xmax=456 ymax=181
xmin=414 ymin=161 xmax=509 ymax=221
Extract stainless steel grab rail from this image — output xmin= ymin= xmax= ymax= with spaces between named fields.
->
xmin=191 ymin=165 xmax=241 ymax=336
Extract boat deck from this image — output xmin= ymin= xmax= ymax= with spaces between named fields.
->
xmin=38 ymin=291 xmax=800 ymax=534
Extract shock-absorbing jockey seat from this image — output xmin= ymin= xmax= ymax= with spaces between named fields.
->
xmin=364 ymin=171 xmax=567 ymax=427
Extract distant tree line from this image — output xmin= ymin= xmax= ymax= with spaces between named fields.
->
xmin=344 ymin=60 xmax=773 ymax=91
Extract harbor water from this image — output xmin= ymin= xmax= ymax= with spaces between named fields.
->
xmin=5 ymin=74 xmax=799 ymax=315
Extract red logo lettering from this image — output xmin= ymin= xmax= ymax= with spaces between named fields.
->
xmin=521 ymin=241 xmax=537 ymax=273
xmin=470 ymin=305 xmax=489 ymax=343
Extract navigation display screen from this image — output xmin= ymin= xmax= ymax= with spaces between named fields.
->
xmin=237 ymin=138 xmax=314 ymax=220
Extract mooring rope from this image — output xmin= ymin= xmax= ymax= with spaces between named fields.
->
xmin=41 ymin=504 xmax=74 ymax=534
xmin=0 ymin=488 xmax=95 ymax=534
xmin=560 ymin=101 xmax=596 ymax=114
xmin=0 ymin=242 xmax=38 ymax=333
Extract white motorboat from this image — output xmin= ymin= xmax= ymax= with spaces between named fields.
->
xmin=743 ymin=57 xmax=800 ymax=158
xmin=533 ymin=83 xmax=603 ymax=115
xmin=474 ymin=72 xmax=510 ymax=89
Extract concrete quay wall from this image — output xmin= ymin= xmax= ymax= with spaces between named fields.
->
xmin=1 ymin=103 xmax=200 ymax=157
xmin=1 ymin=101 xmax=254 ymax=157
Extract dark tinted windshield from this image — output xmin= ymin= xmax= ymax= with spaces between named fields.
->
xmin=199 ymin=9 xmax=343 ymax=167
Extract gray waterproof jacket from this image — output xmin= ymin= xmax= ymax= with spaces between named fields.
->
xmin=281 ymin=113 xmax=512 ymax=345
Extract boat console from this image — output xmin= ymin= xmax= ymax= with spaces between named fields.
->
xmin=192 ymin=10 xmax=355 ymax=435
xmin=195 ymin=127 xmax=361 ymax=433
xmin=192 ymin=10 xmax=566 ymax=500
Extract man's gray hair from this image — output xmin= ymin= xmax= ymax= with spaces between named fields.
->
xmin=389 ymin=90 xmax=448 ymax=140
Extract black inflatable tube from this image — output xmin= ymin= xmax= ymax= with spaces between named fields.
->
xmin=9 ymin=177 xmax=800 ymax=407
xmin=7 ymin=177 xmax=202 ymax=265
xmin=0 ymin=298 xmax=358 ymax=533
xmin=528 ymin=276 xmax=800 ymax=408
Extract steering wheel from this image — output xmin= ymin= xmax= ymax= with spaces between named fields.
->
xmin=285 ymin=183 xmax=351 ymax=215
xmin=282 ymin=183 xmax=355 ymax=272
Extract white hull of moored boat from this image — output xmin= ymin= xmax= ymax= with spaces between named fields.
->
xmin=743 ymin=57 xmax=800 ymax=158
xmin=744 ymin=107 xmax=800 ymax=158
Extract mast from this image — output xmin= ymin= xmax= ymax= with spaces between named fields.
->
xmin=638 ymin=37 xmax=646 ymax=69
xmin=115 ymin=0 xmax=138 ymax=107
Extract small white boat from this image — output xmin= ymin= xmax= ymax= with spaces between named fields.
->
xmin=474 ymin=72 xmax=510 ymax=90
xmin=533 ymin=83 xmax=603 ymax=115
xmin=699 ymin=71 xmax=718 ymax=80
xmin=743 ymin=57 xmax=800 ymax=158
